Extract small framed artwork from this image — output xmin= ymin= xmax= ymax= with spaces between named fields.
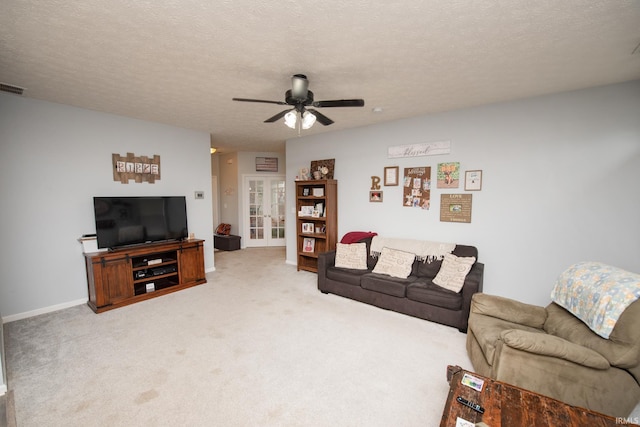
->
xmin=302 ymin=223 xmax=314 ymax=233
xmin=465 ymin=170 xmax=483 ymax=191
xmin=369 ymin=191 xmax=383 ymax=202
xmin=303 ymin=237 xmax=315 ymax=253
xmin=302 ymin=187 xmax=310 ymax=196
xmin=384 ymin=166 xmax=399 ymax=186
xmin=299 ymin=206 xmax=314 ymax=217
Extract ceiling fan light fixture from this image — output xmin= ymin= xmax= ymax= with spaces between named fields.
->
xmin=291 ymin=74 xmax=309 ymax=100
xmin=284 ymin=111 xmax=297 ymax=129
xmin=302 ymin=111 xmax=316 ymax=129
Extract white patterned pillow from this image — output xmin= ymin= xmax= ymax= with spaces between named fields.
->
xmin=334 ymin=243 xmax=368 ymax=270
xmin=433 ymin=253 xmax=476 ymax=292
xmin=372 ymin=247 xmax=415 ymax=279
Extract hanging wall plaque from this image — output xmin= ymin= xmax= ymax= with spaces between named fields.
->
xmin=113 ymin=152 xmax=161 ymax=184
xmin=403 ymin=166 xmax=431 ymax=209
xmin=440 ymin=194 xmax=472 ymax=223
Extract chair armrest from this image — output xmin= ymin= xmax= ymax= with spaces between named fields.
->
xmin=471 ymin=293 xmax=547 ymax=329
xmin=501 ymin=329 xmax=610 ymax=369
xmin=317 ymin=250 xmax=336 ymax=291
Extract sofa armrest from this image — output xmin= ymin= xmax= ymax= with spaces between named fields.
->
xmin=317 ymin=250 xmax=336 ymax=291
xmin=471 ymin=293 xmax=547 ymax=329
xmin=501 ymin=329 xmax=610 ymax=369
xmin=458 ymin=262 xmax=484 ymax=331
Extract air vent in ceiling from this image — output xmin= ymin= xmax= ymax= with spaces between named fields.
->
xmin=0 ymin=83 xmax=25 ymax=95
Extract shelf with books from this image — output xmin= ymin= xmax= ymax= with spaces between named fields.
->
xmin=295 ymin=179 xmax=337 ymax=273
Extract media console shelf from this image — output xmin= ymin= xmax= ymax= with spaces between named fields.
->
xmin=84 ymin=239 xmax=206 ymax=313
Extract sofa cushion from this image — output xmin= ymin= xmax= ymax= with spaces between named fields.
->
xmin=334 ymin=243 xmax=368 ymax=270
xmin=406 ymin=281 xmax=463 ymax=310
xmin=414 ymin=258 xmax=444 ymax=279
xmin=433 ymin=253 xmax=476 ymax=292
xmin=451 ymin=244 xmax=478 ymax=259
xmin=360 ymin=273 xmax=416 ymax=297
xmin=371 ymin=247 xmax=415 ymax=279
xmin=326 ymin=266 xmax=370 ymax=286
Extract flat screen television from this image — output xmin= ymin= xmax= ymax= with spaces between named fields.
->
xmin=93 ymin=196 xmax=188 ymax=249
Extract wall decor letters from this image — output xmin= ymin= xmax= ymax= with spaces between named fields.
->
xmin=370 ymin=176 xmax=381 ymax=190
xmin=112 ymin=152 xmax=161 ymax=184
xmin=388 ymin=141 xmax=450 ymax=158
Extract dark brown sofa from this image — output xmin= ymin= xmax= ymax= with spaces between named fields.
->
xmin=317 ymin=237 xmax=484 ymax=332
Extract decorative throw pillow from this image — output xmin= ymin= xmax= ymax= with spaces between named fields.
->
xmin=372 ymin=247 xmax=415 ymax=279
xmin=432 ymin=253 xmax=476 ymax=292
xmin=334 ymin=243 xmax=368 ymax=270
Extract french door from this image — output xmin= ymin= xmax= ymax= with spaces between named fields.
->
xmin=243 ymin=175 xmax=286 ymax=247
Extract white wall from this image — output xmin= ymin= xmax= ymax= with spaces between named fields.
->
xmin=0 ymin=94 xmax=214 ymax=319
xmin=285 ymin=81 xmax=640 ymax=306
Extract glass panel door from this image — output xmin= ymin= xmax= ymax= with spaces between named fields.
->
xmin=244 ymin=176 xmax=285 ymax=247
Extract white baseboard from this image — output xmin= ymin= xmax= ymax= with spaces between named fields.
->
xmin=2 ymin=299 xmax=87 ymax=324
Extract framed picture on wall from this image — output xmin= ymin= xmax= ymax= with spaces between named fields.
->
xmin=384 ymin=166 xmax=399 ymax=186
xmin=369 ymin=191 xmax=383 ymax=202
xmin=465 ymin=170 xmax=483 ymax=191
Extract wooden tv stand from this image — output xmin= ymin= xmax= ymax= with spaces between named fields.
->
xmin=84 ymin=239 xmax=206 ymax=313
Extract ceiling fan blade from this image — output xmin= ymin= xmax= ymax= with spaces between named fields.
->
xmin=264 ymin=109 xmax=293 ymax=123
xmin=233 ymin=98 xmax=288 ymax=105
xmin=312 ymin=99 xmax=365 ymax=108
xmin=307 ymin=109 xmax=334 ymax=126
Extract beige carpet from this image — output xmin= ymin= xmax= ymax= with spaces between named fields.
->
xmin=5 ymin=247 xmax=473 ymax=426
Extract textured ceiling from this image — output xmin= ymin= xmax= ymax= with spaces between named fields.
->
xmin=1 ymin=1 xmax=639 ymax=153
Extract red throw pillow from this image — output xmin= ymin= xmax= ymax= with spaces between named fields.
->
xmin=340 ymin=231 xmax=378 ymax=244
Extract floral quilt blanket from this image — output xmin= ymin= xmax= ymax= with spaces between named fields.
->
xmin=551 ymin=261 xmax=640 ymax=339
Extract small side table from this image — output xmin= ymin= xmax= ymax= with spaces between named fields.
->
xmin=440 ymin=365 xmax=627 ymax=427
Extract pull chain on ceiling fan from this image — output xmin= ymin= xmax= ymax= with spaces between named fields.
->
xmin=232 ymin=74 xmax=365 ymax=130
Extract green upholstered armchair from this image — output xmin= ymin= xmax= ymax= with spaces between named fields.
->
xmin=466 ymin=263 xmax=640 ymax=418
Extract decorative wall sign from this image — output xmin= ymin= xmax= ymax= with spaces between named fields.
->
xmin=113 ymin=153 xmax=161 ymax=184
xmin=437 ymin=162 xmax=460 ymax=188
xmin=403 ymin=167 xmax=431 ymax=209
xmin=388 ymin=140 xmax=450 ymax=159
xmin=440 ymin=194 xmax=472 ymax=223
xmin=465 ymin=170 xmax=483 ymax=191
xmin=256 ymin=157 xmax=278 ymax=172
xmin=310 ymin=158 xmax=335 ymax=179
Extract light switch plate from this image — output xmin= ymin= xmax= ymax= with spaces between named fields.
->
xmin=194 ymin=191 xmax=204 ymax=199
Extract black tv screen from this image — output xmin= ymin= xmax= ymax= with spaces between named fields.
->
xmin=93 ymin=196 xmax=188 ymax=249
